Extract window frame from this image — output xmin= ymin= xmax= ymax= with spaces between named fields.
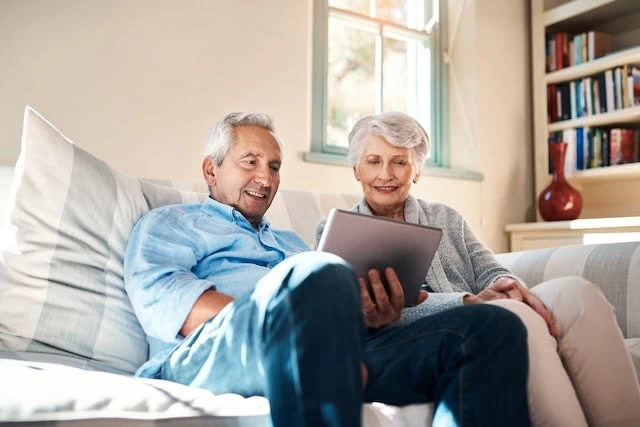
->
xmin=309 ymin=0 xmax=449 ymax=170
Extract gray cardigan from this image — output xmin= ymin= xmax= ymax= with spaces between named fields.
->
xmin=315 ymin=196 xmax=518 ymax=325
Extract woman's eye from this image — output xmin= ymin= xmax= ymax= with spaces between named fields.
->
xmin=367 ymin=160 xmax=380 ymax=165
xmin=395 ymin=161 xmax=407 ymax=166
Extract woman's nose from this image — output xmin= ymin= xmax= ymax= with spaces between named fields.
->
xmin=378 ymin=164 xmax=394 ymax=181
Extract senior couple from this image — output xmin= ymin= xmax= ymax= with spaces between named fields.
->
xmin=124 ymin=111 xmax=640 ymax=427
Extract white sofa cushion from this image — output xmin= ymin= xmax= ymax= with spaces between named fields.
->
xmin=0 ymin=358 xmax=432 ymax=426
xmin=0 ymin=107 xmax=204 ymax=374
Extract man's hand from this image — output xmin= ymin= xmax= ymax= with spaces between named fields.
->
xmin=464 ymin=277 xmax=557 ymax=336
xmin=359 ymin=267 xmax=428 ymax=329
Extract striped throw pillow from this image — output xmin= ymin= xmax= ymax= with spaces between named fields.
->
xmin=0 ymin=107 xmax=205 ymax=374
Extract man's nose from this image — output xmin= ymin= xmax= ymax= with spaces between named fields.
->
xmin=254 ymin=166 xmax=272 ymax=187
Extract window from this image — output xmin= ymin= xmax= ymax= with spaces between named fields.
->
xmin=310 ymin=0 xmax=447 ymax=168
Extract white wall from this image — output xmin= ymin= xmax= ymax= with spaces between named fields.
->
xmin=0 ymin=0 xmax=533 ymax=252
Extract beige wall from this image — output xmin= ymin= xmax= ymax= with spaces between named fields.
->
xmin=0 ymin=0 xmax=533 ymax=252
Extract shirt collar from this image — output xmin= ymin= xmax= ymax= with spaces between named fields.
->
xmin=201 ymin=196 xmax=271 ymax=230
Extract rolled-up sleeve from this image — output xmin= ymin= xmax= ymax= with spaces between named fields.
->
xmin=124 ymin=210 xmax=214 ymax=342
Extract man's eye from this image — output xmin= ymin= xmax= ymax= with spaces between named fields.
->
xmin=244 ymin=159 xmax=257 ymax=166
xmin=270 ymin=166 xmax=280 ymax=172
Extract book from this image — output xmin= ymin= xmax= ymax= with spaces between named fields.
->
xmin=605 ymin=69 xmax=614 ymax=112
xmin=620 ymin=129 xmax=637 ymax=164
xmin=610 ymin=128 xmax=622 ymax=165
xmin=588 ymin=31 xmax=612 ymax=61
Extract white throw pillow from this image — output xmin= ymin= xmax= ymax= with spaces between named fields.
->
xmin=0 ymin=107 xmax=205 ymax=374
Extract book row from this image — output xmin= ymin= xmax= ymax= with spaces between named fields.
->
xmin=546 ymin=31 xmax=612 ymax=72
xmin=547 ymin=65 xmax=640 ymax=122
xmin=548 ymin=127 xmax=640 ymax=175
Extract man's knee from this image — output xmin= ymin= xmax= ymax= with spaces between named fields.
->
xmin=468 ymin=304 xmax=528 ymax=348
xmin=261 ymin=251 xmax=360 ymax=309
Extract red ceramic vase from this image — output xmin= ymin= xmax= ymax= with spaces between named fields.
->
xmin=538 ymin=142 xmax=583 ymax=221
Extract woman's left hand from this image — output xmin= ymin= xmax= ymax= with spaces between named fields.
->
xmin=492 ymin=277 xmax=558 ymax=337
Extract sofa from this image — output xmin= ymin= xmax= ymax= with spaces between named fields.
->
xmin=1 ymin=107 xmax=639 ymax=426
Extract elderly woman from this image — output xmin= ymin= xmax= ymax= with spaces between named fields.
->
xmin=316 ymin=111 xmax=640 ymax=427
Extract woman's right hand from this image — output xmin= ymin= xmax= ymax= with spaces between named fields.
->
xmin=360 ymin=267 xmax=428 ymax=329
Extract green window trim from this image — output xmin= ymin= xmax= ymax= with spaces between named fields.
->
xmin=309 ymin=0 xmax=452 ymax=171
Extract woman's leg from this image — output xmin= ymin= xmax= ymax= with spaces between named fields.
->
xmin=531 ymin=277 xmax=640 ymax=427
xmin=488 ymin=298 xmax=588 ymax=427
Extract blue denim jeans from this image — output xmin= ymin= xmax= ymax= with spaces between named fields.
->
xmin=161 ymin=252 xmax=531 ymax=427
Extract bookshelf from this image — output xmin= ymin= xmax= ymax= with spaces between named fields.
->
xmin=531 ymin=0 xmax=640 ymax=221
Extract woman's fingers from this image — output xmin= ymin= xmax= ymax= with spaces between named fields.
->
xmin=382 ymin=268 xmax=405 ymax=310
xmin=523 ymin=290 xmax=558 ymax=336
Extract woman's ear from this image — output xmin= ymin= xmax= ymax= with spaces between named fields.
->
xmin=202 ymin=157 xmax=216 ymax=188
xmin=353 ymin=166 xmax=361 ymax=182
xmin=413 ymin=174 xmax=420 ymax=184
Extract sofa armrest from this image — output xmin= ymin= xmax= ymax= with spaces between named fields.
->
xmin=495 ymin=242 xmax=640 ymax=339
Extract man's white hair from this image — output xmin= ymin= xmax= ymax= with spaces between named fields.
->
xmin=347 ymin=111 xmax=430 ymax=170
xmin=204 ymin=112 xmax=283 ymax=166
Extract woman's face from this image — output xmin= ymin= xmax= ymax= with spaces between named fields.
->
xmin=354 ymin=133 xmax=419 ymax=217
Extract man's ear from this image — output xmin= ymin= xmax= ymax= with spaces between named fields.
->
xmin=353 ymin=166 xmax=361 ymax=182
xmin=202 ymin=157 xmax=216 ymax=189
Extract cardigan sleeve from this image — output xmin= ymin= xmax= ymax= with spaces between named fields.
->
xmin=396 ymin=292 xmax=469 ymax=326
xmin=461 ymin=218 xmax=521 ymax=292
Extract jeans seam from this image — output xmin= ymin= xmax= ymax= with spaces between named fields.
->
xmin=284 ymin=293 xmax=304 ymax=423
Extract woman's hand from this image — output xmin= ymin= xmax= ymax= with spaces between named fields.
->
xmin=359 ymin=267 xmax=428 ymax=329
xmin=465 ymin=277 xmax=558 ymax=336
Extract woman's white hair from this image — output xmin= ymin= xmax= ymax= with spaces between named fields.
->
xmin=204 ymin=112 xmax=283 ymax=166
xmin=347 ymin=111 xmax=430 ymax=170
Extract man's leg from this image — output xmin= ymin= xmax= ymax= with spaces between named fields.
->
xmin=162 ymin=252 xmax=365 ymax=427
xmin=363 ymin=304 xmax=531 ymax=427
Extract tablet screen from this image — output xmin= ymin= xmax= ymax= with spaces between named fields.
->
xmin=317 ymin=209 xmax=442 ymax=307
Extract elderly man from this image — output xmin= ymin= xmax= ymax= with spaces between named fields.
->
xmin=124 ymin=112 xmax=531 ymax=427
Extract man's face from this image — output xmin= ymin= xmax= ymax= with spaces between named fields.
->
xmin=204 ymin=125 xmax=281 ymax=228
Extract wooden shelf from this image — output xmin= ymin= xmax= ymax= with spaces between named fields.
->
xmin=567 ymin=162 xmax=640 ymax=182
xmin=547 ymin=105 xmax=640 ymax=131
xmin=545 ymin=46 xmax=640 ymax=84
xmin=545 ymin=0 xmax=639 ymax=30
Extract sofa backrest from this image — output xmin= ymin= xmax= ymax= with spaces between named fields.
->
xmin=0 ymin=166 xmax=14 ymax=233
xmin=267 ymin=190 xmax=360 ymax=247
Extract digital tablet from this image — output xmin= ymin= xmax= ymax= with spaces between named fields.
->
xmin=317 ymin=209 xmax=443 ymax=307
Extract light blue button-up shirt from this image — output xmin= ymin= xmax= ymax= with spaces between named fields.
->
xmin=124 ymin=197 xmax=309 ymax=375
